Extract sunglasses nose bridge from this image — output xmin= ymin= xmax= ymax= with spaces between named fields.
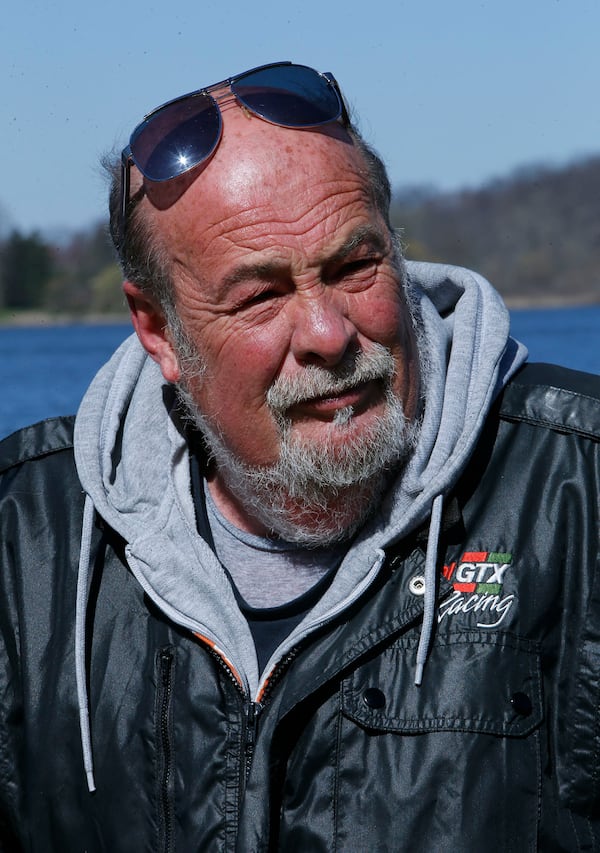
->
xmin=211 ymin=86 xmax=246 ymax=118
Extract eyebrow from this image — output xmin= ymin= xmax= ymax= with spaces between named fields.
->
xmin=222 ymin=260 xmax=287 ymax=290
xmin=324 ymin=224 xmax=389 ymax=268
xmin=220 ymin=224 xmax=390 ymax=293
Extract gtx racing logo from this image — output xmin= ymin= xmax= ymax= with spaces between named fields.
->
xmin=439 ymin=551 xmax=515 ymax=628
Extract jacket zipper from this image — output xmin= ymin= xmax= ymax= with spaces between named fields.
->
xmin=257 ymin=649 xmax=298 ymax=704
xmin=244 ymin=700 xmax=261 ymax=782
xmin=205 ymin=647 xmax=261 ymax=787
xmin=243 ymin=650 xmax=300 ymax=785
xmin=206 ymin=645 xmax=299 ymax=801
xmin=157 ymin=647 xmax=175 ymax=853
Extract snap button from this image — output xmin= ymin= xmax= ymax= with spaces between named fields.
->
xmin=363 ymin=688 xmax=386 ymax=709
xmin=510 ymin=691 xmax=533 ymax=717
xmin=409 ymin=575 xmax=426 ymax=596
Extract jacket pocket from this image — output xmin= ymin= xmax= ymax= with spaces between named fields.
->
xmin=333 ymin=631 xmax=543 ymax=853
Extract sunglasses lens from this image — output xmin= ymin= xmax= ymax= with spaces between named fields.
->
xmin=130 ymin=93 xmax=221 ymax=182
xmin=232 ymin=64 xmax=341 ymax=128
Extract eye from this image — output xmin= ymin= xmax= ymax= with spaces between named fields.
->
xmin=343 ymin=258 xmax=377 ymax=275
xmin=244 ymin=288 xmax=281 ymax=306
xmin=233 ymin=286 xmax=285 ymax=314
xmin=332 ymin=256 xmax=379 ymax=286
xmin=242 ymin=288 xmax=282 ymax=308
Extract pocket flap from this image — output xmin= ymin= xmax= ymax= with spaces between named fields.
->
xmin=342 ymin=632 xmax=542 ymax=736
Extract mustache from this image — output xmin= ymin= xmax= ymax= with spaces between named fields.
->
xmin=266 ymin=344 xmax=396 ymax=414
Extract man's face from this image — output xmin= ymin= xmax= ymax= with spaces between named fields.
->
xmin=140 ymin=109 xmax=420 ymax=536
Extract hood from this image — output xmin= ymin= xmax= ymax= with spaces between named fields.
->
xmin=73 ymin=261 xmax=526 ymax=787
xmin=383 ymin=261 xmax=526 ymax=537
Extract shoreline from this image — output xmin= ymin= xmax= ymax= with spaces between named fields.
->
xmin=503 ymin=293 xmax=600 ymax=309
xmin=0 ymin=312 xmax=130 ymax=328
xmin=1 ymin=294 xmax=599 ymax=328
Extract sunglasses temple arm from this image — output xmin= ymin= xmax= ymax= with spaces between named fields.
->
xmin=323 ymin=72 xmax=350 ymax=126
xmin=119 ymin=149 xmax=132 ymax=247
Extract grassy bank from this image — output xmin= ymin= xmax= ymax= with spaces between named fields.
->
xmin=0 ymin=310 xmax=130 ymax=328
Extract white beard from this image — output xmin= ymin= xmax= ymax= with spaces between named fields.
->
xmin=177 ymin=343 xmax=420 ymax=546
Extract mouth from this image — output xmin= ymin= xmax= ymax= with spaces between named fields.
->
xmin=286 ymin=379 xmax=384 ymax=422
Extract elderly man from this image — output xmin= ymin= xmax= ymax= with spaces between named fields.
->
xmin=0 ymin=62 xmax=599 ymax=851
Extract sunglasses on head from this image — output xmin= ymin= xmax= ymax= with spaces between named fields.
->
xmin=120 ymin=61 xmax=349 ymax=234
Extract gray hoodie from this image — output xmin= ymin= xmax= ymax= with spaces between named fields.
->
xmin=73 ymin=261 xmax=527 ymax=789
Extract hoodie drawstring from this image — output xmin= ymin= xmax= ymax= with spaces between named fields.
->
xmin=414 ymin=494 xmax=443 ymax=686
xmin=75 ymin=493 xmax=97 ymax=793
xmin=75 ymin=488 xmax=443 ymax=779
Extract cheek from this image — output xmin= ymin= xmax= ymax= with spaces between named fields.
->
xmin=352 ymin=283 xmax=410 ymax=348
xmin=352 ymin=285 xmax=420 ymax=412
xmin=185 ymin=310 xmax=285 ymax=390
xmin=211 ymin=323 xmax=287 ymax=393
xmin=186 ymin=322 xmax=289 ymax=463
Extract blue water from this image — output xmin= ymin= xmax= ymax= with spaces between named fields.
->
xmin=0 ymin=324 xmax=130 ymax=440
xmin=509 ymin=304 xmax=599 ymax=375
xmin=0 ymin=306 xmax=598 ymax=440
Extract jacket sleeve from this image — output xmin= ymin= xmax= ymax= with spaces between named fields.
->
xmin=0 ymin=418 xmax=79 ymax=849
xmin=502 ymin=364 xmax=600 ymax=816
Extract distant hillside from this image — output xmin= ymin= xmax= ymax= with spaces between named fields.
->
xmin=390 ymin=156 xmax=600 ymax=305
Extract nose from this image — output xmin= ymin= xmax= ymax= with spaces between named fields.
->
xmin=289 ymin=292 xmax=357 ymax=367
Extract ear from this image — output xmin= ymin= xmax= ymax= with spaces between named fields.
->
xmin=123 ymin=281 xmax=180 ymax=383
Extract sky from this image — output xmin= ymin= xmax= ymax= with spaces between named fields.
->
xmin=4 ymin=0 xmax=600 ymax=236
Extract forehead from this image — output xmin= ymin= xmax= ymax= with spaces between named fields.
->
xmin=146 ymin=110 xmax=382 ymax=266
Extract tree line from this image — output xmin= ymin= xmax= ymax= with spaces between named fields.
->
xmin=391 ymin=155 xmax=600 ymax=305
xmin=0 ymin=223 xmax=125 ymax=317
xmin=1 ymin=153 xmax=599 ymax=317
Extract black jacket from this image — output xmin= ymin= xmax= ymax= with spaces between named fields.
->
xmin=0 ymin=363 xmax=599 ymax=851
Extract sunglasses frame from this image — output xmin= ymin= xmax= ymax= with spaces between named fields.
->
xmin=119 ymin=61 xmax=349 ymax=240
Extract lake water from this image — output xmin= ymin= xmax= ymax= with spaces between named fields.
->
xmin=0 ymin=305 xmax=598 ymax=440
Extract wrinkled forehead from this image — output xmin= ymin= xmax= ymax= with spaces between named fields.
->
xmin=146 ymin=118 xmax=384 ymax=263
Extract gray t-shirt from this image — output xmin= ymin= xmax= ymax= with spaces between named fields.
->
xmin=204 ymin=481 xmax=344 ymax=608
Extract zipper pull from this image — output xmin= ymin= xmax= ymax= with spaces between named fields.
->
xmin=244 ymin=700 xmax=262 ymax=783
xmin=246 ymin=700 xmax=261 ymax=749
